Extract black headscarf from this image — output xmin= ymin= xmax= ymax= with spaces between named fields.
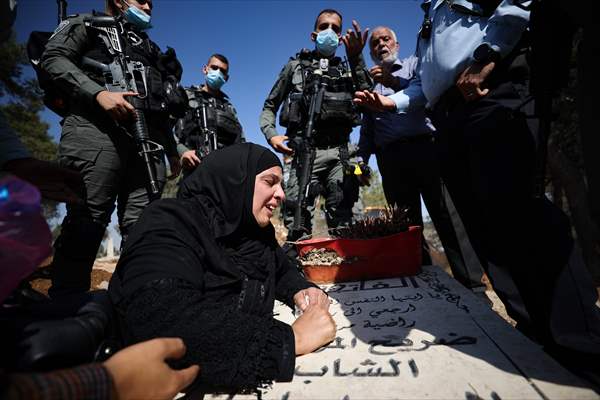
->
xmin=177 ymin=144 xmax=282 ymax=283
xmin=178 ymin=143 xmax=281 ymax=239
xmin=112 ymin=143 xmax=284 ymax=301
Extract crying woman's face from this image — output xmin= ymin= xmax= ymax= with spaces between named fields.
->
xmin=252 ymin=166 xmax=285 ymax=227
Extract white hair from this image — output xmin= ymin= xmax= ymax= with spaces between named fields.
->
xmin=371 ymin=26 xmax=397 ymax=43
xmin=370 ymin=26 xmax=399 ymax=66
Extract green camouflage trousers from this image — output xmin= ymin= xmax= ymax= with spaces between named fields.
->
xmin=283 ymin=146 xmax=359 ymax=238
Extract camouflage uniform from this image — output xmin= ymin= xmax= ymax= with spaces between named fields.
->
xmin=41 ymin=13 xmax=180 ymax=297
xmin=260 ymin=50 xmax=371 ymax=238
xmin=174 ymin=86 xmax=244 ymax=172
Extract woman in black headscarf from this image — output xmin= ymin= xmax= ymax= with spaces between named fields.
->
xmin=108 ymin=143 xmax=335 ymax=392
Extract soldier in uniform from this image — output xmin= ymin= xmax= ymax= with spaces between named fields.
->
xmin=175 ymin=54 xmax=244 ymax=174
xmin=40 ymin=0 xmax=184 ymax=297
xmin=260 ymin=9 xmax=372 ymax=241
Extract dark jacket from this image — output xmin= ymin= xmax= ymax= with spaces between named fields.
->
xmin=109 ymin=144 xmax=313 ymax=392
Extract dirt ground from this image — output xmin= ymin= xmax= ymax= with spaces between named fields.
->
xmin=31 ymin=258 xmax=117 ymax=294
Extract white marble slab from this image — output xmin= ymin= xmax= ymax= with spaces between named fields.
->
xmin=208 ymin=266 xmax=598 ymax=400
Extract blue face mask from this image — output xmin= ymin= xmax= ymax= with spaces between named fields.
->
xmin=315 ymin=28 xmax=339 ymax=57
xmin=123 ymin=3 xmax=152 ymax=30
xmin=206 ymin=69 xmax=226 ymax=90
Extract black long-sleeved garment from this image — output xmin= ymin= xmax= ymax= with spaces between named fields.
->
xmin=108 ymin=144 xmax=313 ymax=392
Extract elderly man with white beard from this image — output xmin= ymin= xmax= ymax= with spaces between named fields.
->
xmin=357 ymin=26 xmax=485 ymax=292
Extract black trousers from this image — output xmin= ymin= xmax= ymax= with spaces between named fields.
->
xmin=431 ymin=82 xmax=573 ymax=344
xmin=577 ymin=31 xmax=600 ymax=285
xmin=376 ymin=137 xmax=484 ymax=290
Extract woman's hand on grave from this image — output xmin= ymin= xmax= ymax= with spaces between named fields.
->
xmin=293 ymin=287 xmax=329 ymax=312
xmin=292 ymin=301 xmax=336 ymax=355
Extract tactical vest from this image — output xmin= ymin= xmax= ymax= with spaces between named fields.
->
xmin=279 ymin=51 xmax=361 ymax=132
xmin=81 ymin=14 xmax=171 ymax=114
xmin=183 ymin=87 xmax=243 ymax=147
xmin=27 ymin=12 xmax=186 ymax=117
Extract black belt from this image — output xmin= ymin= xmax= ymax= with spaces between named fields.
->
xmin=313 ymin=133 xmax=350 ymax=149
xmin=432 ymin=86 xmax=464 ymax=116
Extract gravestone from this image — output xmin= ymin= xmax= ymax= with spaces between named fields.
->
xmin=210 ymin=266 xmax=599 ymax=400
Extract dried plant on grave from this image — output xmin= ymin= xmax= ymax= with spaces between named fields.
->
xmin=330 ymin=205 xmax=412 ymax=239
xmin=299 ymin=248 xmax=360 ymax=266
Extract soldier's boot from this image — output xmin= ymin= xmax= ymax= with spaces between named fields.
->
xmin=49 ymin=216 xmax=107 ymax=298
xmin=324 ymin=178 xmax=354 ymax=233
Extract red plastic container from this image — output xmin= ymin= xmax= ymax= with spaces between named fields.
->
xmin=296 ymin=225 xmax=422 ymax=284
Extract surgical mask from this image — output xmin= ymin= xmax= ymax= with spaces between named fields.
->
xmin=122 ymin=2 xmax=152 ymax=30
xmin=206 ymin=69 xmax=226 ymax=90
xmin=315 ymin=28 xmax=339 ymax=57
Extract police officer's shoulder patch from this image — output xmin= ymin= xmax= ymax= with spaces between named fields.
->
xmin=49 ymin=19 xmax=71 ymax=39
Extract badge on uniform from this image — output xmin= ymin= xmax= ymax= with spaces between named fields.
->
xmin=49 ymin=19 xmax=70 ymax=40
xmin=319 ymin=58 xmax=329 ymax=72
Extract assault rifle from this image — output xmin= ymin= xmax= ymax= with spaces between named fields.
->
xmin=192 ymin=96 xmax=218 ymax=159
xmin=287 ymin=59 xmax=329 ymax=242
xmin=57 ymin=0 xmax=67 ymax=23
xmin=81 ymin=16 xmax=163 ymax=201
